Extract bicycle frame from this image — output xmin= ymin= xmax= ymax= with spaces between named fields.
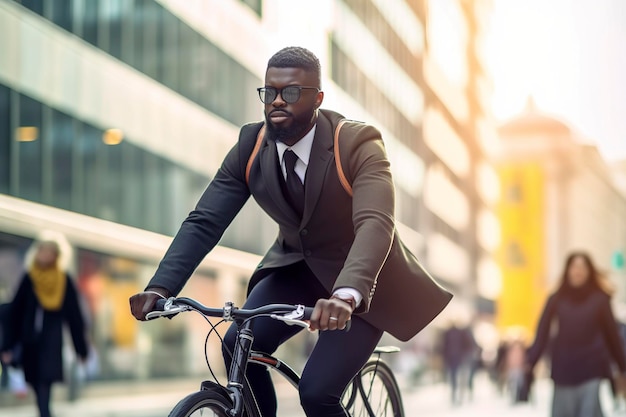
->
xmin=231 ymin=341 xmax=400 ymax=417
xmin=245 ymin=347 xmax=399 ymax=391
xmin=248 ymin=351 xmax=301 ymax=389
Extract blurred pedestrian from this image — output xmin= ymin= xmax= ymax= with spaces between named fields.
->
xmin=441 ymin=320 xmax=476 ymax=405
xmin=504 ymin=336 xmax=527 ymax=403
xmin=1 ymin=300 xmax=28 ymax=398
xmin=493 ymin=339 xmax=509 ymax=393
xmin=609 ymin=314 xmax=626 ymax=410
xmin=1 ymin=238 xmax=89 ymax=417
xmin=466 ymin=337 xmax=482 ymax=399
xmin=525 ymin=251 xmax=626 ymax=417
xmin=0 ymin=301 xmax=9 ymax=391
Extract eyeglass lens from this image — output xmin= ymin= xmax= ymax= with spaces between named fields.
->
xmin=259 ymin=86 xmax=304 ymax=104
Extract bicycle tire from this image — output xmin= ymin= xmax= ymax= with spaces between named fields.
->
xmin=168 ymin=389 xmax=234 ymax=417
xmin=342 ymin=358 xmax=405 ymax=417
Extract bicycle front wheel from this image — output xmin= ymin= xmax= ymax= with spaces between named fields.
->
xmin=342 ymin=359 xmax=405 ymax=417
xmin=168 ymin=389 xmax=234 ymax=417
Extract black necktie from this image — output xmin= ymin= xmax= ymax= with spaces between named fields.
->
xmin=283 ymin=149 xmax=304 ymax=216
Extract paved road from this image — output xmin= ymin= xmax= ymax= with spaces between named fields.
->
xmin=2 ymin=372 xmax=626 ymax=416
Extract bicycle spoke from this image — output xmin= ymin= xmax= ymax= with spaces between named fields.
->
xmin=342 ymin=359 xmax=405 ymax=417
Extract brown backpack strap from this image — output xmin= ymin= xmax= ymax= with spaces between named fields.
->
xmin=245 ymin=125 xmax=265 ymax=186
xmin=246 ymin=122 xmax=352 ymax=196
xmin=333 ymin=120 xmax=353 ymax=197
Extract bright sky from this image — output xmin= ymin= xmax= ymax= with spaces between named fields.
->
xmin=486 ymin=0 xmax=626 ymax=161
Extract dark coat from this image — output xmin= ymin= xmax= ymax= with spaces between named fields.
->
xmin=527 ymin=287 xmax=626 ymax=386
xmin=147 ymin=109 xmax=452 ymax=341
xmin=442 ymin=325 xmax=475 ymax=368
xmin=2 ymin=273 xmax=88 ymax=384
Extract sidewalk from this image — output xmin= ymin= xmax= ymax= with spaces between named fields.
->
xmin=0 ymin=378 xmax=200 ymax=417
xmin=0 ymin=376 xmax=303 ymax=417
xmin=401 ymin=372 xmax=553 ymax=416
xmin=401 ymin=372 xmax=626 ymax=417
xmin=3 ymin=372 xmax=626 ymax=417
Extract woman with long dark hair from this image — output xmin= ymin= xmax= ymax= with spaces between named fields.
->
xmin=526 ymin=251 xmax=626 ymax=416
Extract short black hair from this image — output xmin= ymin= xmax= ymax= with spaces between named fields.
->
xmin=267 ymin=46 xmax=321 ymax=86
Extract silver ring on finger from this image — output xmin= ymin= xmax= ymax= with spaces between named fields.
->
xmin=329 ymin=316 xmax=338 ymax=321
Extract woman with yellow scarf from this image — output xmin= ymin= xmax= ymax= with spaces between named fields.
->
xmin=1 ymin=239 xmax=88 ymax=417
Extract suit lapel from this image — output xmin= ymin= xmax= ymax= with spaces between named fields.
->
xmin=258 ymin=137 xmax=301 ymax=223
xmin=302 ymin=113 xmax=334 ymax=224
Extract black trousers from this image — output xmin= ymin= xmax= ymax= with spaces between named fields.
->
xmin=222 ymin=262 xmax=383 ymax=417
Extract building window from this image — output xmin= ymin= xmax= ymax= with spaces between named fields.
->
xmin=0 ymin=85 xmax=10 ymax=194
xmin=329 ymin=39 xmax=421 ymax=150
xmin=82 ymin=0 xmax=99 ymax=46
xmin=17 ymin=94 xmax=43 ymax=202
xmin=0 ymin=83 xmax=214 ymax=237
xmin=15 ymin=0 xmax=261 ymax=128
xmin=113 ymin=0 xmax=128 ymax=60
xmin=100 ymin=137 xmax=124 ymax=222
xmin=49 ymin=109 xmax=75 ymax=210
xmin=161 ymin=10 xmax=180 ymax=92
xmin=121 ymin=145 xmax=145 ymax=229
xmin=48 ymin=0 xmax=72 ymax=32
xmin=76 ymin=122 xmax=101 ymax=218
xmin=18 ymin=0 xmax=44 ymax=16
xmin=140 ymin=0 xmax=163 ymax=81
xmin=505 ymin=182 xmax=523 ymax=203
xmin=239 ymin=0 xmax=262 ymax=17
xmin=143 ymin=152 xmax=165 ymax=231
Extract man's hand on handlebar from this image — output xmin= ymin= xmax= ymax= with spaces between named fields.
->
xmin=129 ymin=287 xmax=170 ymax=321
xmin=309 ymin=297 xmax=353 ymax=332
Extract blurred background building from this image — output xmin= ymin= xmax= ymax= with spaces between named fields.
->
xmin=0 ymin=0 xmax=624 ymax=396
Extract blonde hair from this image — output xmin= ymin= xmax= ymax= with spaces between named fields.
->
xmin=23 ymin=230 xmax=74 ymax=273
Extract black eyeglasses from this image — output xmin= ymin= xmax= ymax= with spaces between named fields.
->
xmin=257 ymin=86 xmax=320 ymax=104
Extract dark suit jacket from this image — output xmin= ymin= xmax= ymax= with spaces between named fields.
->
xmin=148 ymin=109 xmax=451 ymax=341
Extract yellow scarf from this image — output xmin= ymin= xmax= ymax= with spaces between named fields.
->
xmin=29 ymin=265 xmax=67 ymax=311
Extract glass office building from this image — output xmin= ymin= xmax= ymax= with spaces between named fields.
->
xmin=0 ymin=0 xmax=273 ymax=383
xmin=0 ymin=0 xmax=498 ymax=387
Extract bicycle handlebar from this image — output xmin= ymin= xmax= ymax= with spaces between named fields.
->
xmin=146 ymin=296 xmax=350 ymax=331
xmin=146 ymin=297 xmax=315 ymax=328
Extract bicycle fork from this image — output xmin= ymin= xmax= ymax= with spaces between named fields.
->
xmin=227 ymin=325 xmax=254 ymax=417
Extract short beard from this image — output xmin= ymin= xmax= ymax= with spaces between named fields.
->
xmin=265 ymin=108 xmax=316 ymax=144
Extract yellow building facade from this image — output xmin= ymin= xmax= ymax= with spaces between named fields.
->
xmin=496 ymin=163 xmax=547 ymax=338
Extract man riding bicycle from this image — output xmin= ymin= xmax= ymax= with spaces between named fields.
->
xmin=130 ymin=46 xmax=451 ymax=417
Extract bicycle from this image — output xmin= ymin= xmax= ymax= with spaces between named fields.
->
xmin=146 ymin=296 xmax=405 ymax=417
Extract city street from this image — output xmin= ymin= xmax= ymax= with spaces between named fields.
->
xmin=3 ymin=372 xmax=626 ymax=417
xmin=2 ymin=0 xmax=626 ymax=416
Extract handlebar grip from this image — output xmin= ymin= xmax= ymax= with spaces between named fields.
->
xmin=154 ymin=298 xmax=168 ymax=311
xmin=302 ymin=307 xmax=351 ymax=331
xmin=344 ymin=319 xmax=352 ymax=332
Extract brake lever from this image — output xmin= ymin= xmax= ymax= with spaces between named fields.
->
xmin=270 ymin=305 xmax=309 ymax=328
xmin=145 ymin=305 xmax=188 ymax=320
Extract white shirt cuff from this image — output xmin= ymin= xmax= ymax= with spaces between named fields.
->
xmin=332 ymin=287 xmax=362 ymax=307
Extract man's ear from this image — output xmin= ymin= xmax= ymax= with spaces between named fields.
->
xmin=315 ymin=91 xmax=324 ymax=109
